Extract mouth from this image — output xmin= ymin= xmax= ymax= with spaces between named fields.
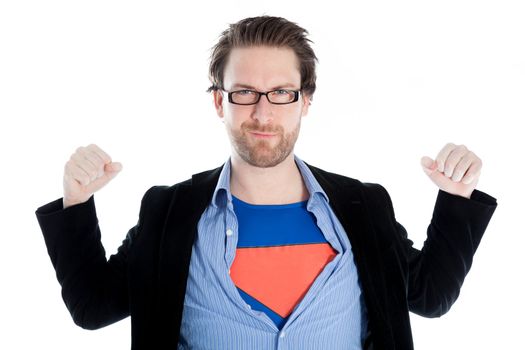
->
xmin=249 ymin=131 xmax=277 ymax=138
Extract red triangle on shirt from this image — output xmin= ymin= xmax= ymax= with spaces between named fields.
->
xmin=229 ymin=243 xmax=337 ymax=318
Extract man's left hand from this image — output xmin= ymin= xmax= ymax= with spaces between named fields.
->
xmin=420 ymin=143 xmax=482 ymax=199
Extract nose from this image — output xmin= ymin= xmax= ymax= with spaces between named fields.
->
xmin=251 ymin=94 xmax=274 ymax=124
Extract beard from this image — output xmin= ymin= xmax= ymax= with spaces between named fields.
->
xmin=227 ymin=119 xmax=300 ymax=168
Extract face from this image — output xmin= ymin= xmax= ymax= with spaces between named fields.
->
xmin=213 ymin=46 xmax=311 ymax=168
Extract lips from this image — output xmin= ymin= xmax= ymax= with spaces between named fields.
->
xmin=251 ymin=132 xmax=276 ymax=136
xmin=248 ymin=129 xmax=277 ymax=136
xmin=249 ymin=131 xmax=277 ymax=138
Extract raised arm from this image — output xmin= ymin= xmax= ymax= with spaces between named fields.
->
xmin=381 ymin=186 xmax=497 ymax=317
xmin=35 ymin=144 xmax=133 ymax=329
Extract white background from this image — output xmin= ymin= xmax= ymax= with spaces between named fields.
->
xmin=1 ymin=1 xmax=523 ymax=349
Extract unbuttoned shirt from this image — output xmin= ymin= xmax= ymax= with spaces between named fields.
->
xmin=177 ymin=154 xmax=367 ymax=349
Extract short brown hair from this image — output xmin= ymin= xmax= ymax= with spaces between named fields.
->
xmin=207 ymin=16 xmax=318 ymax=97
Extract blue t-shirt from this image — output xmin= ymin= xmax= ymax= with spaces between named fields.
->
xmin=230 ymin=195 xmax=337 ymax=329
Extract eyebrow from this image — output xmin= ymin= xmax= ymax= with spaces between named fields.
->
xmin=231 ymin=83 xmax=298 ymax=90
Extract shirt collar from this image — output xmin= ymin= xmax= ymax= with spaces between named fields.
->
xmin=293 ymin=154 xmax=330 ymax=205
xmin=210 ymin=154 xmax=329 ymax=209
xmin=211 ymin=156 xmax=233 ymax=208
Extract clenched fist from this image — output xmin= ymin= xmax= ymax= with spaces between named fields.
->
xmin=63 ymin=144 xmax=122 ymax=209
xmin=420 ymin=143 xmax=482 ymax=199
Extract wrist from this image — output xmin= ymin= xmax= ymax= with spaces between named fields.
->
xmin=62 ymin=196 xmax=88 ymax=209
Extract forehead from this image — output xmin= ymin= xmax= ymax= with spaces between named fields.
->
xmin=223 ymin=46 xmax=301 ymax=90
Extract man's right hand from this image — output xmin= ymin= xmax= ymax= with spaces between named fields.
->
xmin=63 ymin=144 xmax=122 ymax=209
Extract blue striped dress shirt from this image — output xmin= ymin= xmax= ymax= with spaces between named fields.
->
xmin=178 ymin=154 xmax=367 ymax=349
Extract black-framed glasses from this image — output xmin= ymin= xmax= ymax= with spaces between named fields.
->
xmin=224 ymin=89 xmax=300 ymax=105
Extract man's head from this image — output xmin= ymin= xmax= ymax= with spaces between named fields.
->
xmin=208 ymin=16 xmax=318 ymax=168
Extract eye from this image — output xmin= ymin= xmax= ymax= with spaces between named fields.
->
xmin=273 ymin=89 xmax=289 ymax=95
xmin=237 ymin=90 xmax=256 ymax=95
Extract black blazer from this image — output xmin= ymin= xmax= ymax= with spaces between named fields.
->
xmin=36 ymin=161 xmax=497 ymax=349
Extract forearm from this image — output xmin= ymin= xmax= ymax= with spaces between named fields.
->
xmin=406 ymin=189 xmax=497 ymax=317
xmin=35 ymin=196 xmax=130 ymax=329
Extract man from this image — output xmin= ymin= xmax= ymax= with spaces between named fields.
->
xmin=36 ymin=16 xmax=497 ymax=349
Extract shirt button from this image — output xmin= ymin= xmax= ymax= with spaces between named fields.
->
xmin=226 ymin=228 xmax=233 ymax=236
xmin=279 ymin=331 xmax=286 ymax=338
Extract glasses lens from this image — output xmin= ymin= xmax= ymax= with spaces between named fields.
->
xmin=231 ymin=90 xmax=259 ymax=104
xmin=268 ymin=90 xmax=297 ymax=104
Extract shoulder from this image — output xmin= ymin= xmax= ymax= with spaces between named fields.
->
xmin=140 ymin=179 xmax=192 ymax=207
xmin=139 ymin=164 xmax=223 ymax=211
xmin=303 ymin=161 xmax=362 ymax=186
xmin=303 ymin=161 xmax=390 ymax=199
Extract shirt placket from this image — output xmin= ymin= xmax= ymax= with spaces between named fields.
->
xmin=281 ymin=199 xmax=344 ymax=327
xmin=222 ymin=201 xmax=280 ymax=332
xmin=223 ymin=202 xmax=238 ymax=274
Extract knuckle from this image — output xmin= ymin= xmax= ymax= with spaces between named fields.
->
xmin=455 ymin=164 xmax=467 ymax=172
xmin=94 ymin=154 xmax=106 ymax=165
xmin=94 ymin=159 xmax=106 ymax=170
xmin=89 ymin=143 xmax=101 ymax=154
xmin=81 ymin=174 xmax=90 ymax=185
xmin=70 ymin=152 xmax=81 ymax=163
xmin=87 ymin=143 xmax=101 ymax=152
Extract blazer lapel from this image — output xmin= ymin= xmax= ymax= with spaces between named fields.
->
xmin=305 ymin=162 xmax=390 ymax=344
xmin=156 ymin=164 xmax=224 ymax=346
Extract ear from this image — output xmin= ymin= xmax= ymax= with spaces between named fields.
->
xmin=212 ymin=90 xmax=224 ymax=119
xmin=301 ymin=93 xmax=312 ymax=117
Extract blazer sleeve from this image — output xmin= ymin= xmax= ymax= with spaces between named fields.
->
xmin=35 ymin=189 xmax=152 ymax=330
xmin=381 ymin=187 xmax=498 ymax=318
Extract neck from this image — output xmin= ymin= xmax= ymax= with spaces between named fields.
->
xmin=229 ymin=152 xmax=309 ymax=205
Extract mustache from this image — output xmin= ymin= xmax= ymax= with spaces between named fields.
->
xmin=241 ymin=123 xmax=282 ymax=134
